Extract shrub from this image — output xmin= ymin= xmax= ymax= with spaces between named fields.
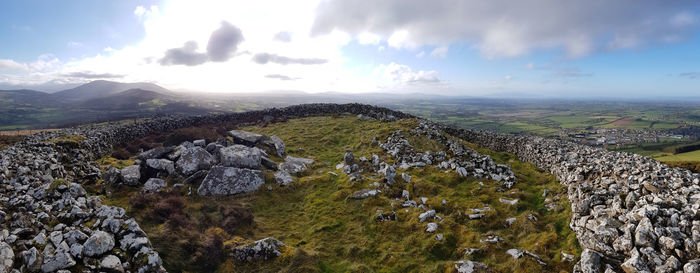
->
xmin=195 ymin=232 xmax=224 ymax=271
xmin=112 ymin=148 xmax=131 ymax=160
xmin=153 ymin=195 xmax=185 ymax=220
xmin=219 ymin=203 xmax=254 ymax=234
xmin=130 ymin=193 xmax=158 ymax=210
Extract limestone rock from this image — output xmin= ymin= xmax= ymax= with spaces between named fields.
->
xmin=176 ymin=147 xmax=214 ymax=176
xmin=219 ymin=145 xmax=261 ymax=169
xmin=270 ymin=135 xmax=285 ymax=157
xmin=82 ymin=231 xmax=115 ymax=257
xmin=120 ymin=165 xmax=141 ymax=186
xmin=228 ymin=130 xmax=264 ymax=146
xmin=232 ymin=238 xmax=285 ymax=262
xmin=197 ymin=166 xmax=264 ymax=196
xmin=273 ymin=171 xmax=293 ymax=186
xmin=141 ymin=178 xmax=166 ymax=194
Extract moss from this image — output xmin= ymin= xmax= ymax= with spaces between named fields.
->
xmin=92 ymin=115 xmax=580 ymax=273
xmin=49 ymin=178 xmax=69 ymax=192
xmin=96 ymin=156 xmax=135 ymax=169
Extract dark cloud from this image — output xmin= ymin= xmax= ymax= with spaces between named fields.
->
xmin=273 ymin=31 xmax=292 ymax=42
xmin=159 ymin=41 xmax=208 ymax=66
xmin=312 ymin=0 xmax=700 ymax=58
xmin=159 ymin=21 xmax=244 ymax=66
xmin=679 ymin=72 xmax=700 ymax=79
xmin=265 ymin=74 xmax=299 ymax=81
xmin=252 ymin=53 xmax=327 ymax=65
xmin=207 ymin=21 xmax=244 ymax=62
xmin=63 ymin=72 xmax=124 ymax=79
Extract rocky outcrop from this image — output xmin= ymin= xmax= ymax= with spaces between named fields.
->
xmin=197 ymin=166 xmax=264 ymax=196
xmin=232 ymin=237 xmax=285 ymax=262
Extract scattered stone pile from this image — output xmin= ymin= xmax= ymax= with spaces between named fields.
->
xmin=2 ymin=103 xmax=699 ymax=272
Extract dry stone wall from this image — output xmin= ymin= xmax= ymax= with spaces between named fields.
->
xmin=2 ymin=103 xmax=699 ymax=272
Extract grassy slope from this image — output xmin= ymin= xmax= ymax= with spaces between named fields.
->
xmin=97 ymin=115 xmax=580 ymax=273
xmin=656 ymin=149 xmax=700 ymax=161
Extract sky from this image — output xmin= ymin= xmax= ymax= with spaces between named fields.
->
xmin=0 ymin=0 xmax=699 ymax=97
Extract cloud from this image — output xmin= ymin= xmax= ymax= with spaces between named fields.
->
xmin=67 ymin=41 xmax=83 ymax=48
xmin=159 ymin=21 xmax=243 ymax=66
xmin=62 ymin=72 xmax=124 ymax=79
xmin=679 ymin=72 xmax=700 ymax=79
xmin=430 ymin=46 xmax=448 ymax=58
xmin=207 ymin=21 xmax=244 ymax=62
xmin=159 ymin=41 xmax=208 ymax=66
xmin=0 ymin=59 xmax=28 ymax=71
xmin=274 ymin=31 xmax=292 ymax=42
xmin=384 ymin=62 xmax=441 ymax=84
xmin=312 ymin=0 xmax=700 ymax=58
xmin=252 ymin=53 xmax=328 ymax=65
xmin=416 ymin=51 xmax=425 ymax=58
xmin=265 ymin=74 xmax=299 ymax=81
xmin=134 ymin=6 xmax=146 ymax=16
xmin=504 ymin=75 xmax=513 ymax=80
xmin=553 ymin=67 xmax=593 ymax=78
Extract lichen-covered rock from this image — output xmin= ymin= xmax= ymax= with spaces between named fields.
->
xmin=82 ymin=231 xmax=115 ymax=257
xmin=426 ymin=222 xmax=438 ymax=233
xmin=20 ymin=247 xmax=41 ymax=273
xmin=41 ymin=251 xmax=75 ymax=273
xmin=141 ymin=178 xmax=166 ymax=194
xmin=197 ymin=166 xmax=264 ymax=196
xmin=419 ymin=210 xmax=436 ymax=222
xmin=349 ymin=189 xmax=380 ymax=199
xmin=269 ymin=135 xmax=285 ymax=157
xmin=100 ymin=255 xmax=124 ymax=273
xmin=232 ymin=238 xmax=285 ymax=262
xmin=454 ymin=260 xmax=490 ymax=273
xmin=278 ymin=156 xmax=314 ymax=174
xmin=176 ymin=147 xmax=214 ymax=176
xmin=0 ymin=242 xmax=13 ymax=273
xmin=219 ymin=145 xmax=261 ymax=169
xmin=578 ymin=249 xmax=601 ymax=273
xmin=120 ymin=165 xmax=141 ymax=186
xmin=228 ymin=130 xmax=264 ymax=146
xmin=274 ymin=171 xmax=293 ymax=186
xmin=138 ymin=146 xmax=174 ymax=160
xmin=146 ymin=158 xmax=175 ymax=174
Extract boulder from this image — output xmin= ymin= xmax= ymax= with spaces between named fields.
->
xmin=344 ymin=151 xmax=355 ymax=165
xmin=349 ymin=189 xmax=380 ymax=199
xmin=142 ymin=178 xmax=166 ymax=194
xmin=176 ymin=147 xmax=214 ymax=176
xmin=579 ymin=249 xmax=601 ymax=273
xmin=82 ymin=231 xmax=115 ymax=257
xmin=426 ymin=222 xmax=438 ymax=233
xmin=103 ymin=167 xmax=121 ymax=185
xmin=419 ymin=210 xmax=436 ymax=222
xmin=41 ymin=251 xmax=75 ymax=273
xmin=219 ymin=145 xmax=261 ymax=169
xmin=232 ymin=238 xmax=285 ymax=262
xmin=20 ymin=247 xmax=41 ymax=273
xmin=197 ymin=166 xmax=264 ymax=196
xmin=635 ymin=217 xmax=656 ymax=248
xmin=100 ymin=255 xmax=124 ymax=273
xmin=261 ymin=157 xmax=277 ymax=170
xmin=193 ymin=139 xmax=206 ymax=147
xmin=146 ymin=158 xmax=175 ymax=174
xmin=228 ymin=130 xmax=264 ymax=146
xmin=274 ymin=171 xmax=293 ymax=186
xmin=120 ymin=165 xmax=141 ymax=186
xmin=0 ymin=242 xmax=13 ymax=273
xmin=270 ymin=135 xmax=285 ymax=157
xmin=278 ymin=156 xmax=314 ymax=174
xmin=138 ymin=146 xmax=174 ymax=160
xmin=454 ymin=260 xmax=490 ymax=273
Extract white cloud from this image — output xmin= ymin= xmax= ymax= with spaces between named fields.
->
xmin=134 ymin=6 xmax=146 ymax=16
xmin=429 ymin=46 xmax=448 ymax=58
xmin=383 ymin=62 xmax=441 ymax=85
xmin=357 ymin=32 xmax=381 ymax=45
xmin=504 ymin=75 xmax=512 ymax=80
xmin=312 ymin=0 xmax=700 ymax=58
xmin=416 ymin=51 xmax=425 ymax=58
xmin=67 ymin=41 xmax=83 ymax=48
xmin=0 ymin=59 xmax=27 ymax=71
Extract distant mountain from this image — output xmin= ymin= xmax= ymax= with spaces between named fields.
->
xmin=0 ymin=89 xmax=51 ymax=106
xmin=52 ymin=80 xmax=173 ymax=102
xmin=79 ymin=88 xmax=174 ymax=110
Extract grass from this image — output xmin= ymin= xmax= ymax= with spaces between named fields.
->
xmin=656 ymin=150 xmax=700 ymax=162
xmin=93 ymin=115 xmax=580 ymax=273
xmin=0 ymin=135 xmax=23 ymax=149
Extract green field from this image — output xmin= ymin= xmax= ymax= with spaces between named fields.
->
xmin=656 ymin=150 xmax=700 ymax=162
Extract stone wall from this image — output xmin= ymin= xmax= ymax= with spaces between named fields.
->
xmin=2 ymin=103 xmax=699 ymax=272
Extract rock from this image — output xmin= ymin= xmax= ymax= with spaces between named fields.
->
xmin=219 ymin=145 xmax=261 ymax=169
xmin=278 ymin=156 xmax=314 ymax=174
xmin=146 ymin=158 xmax=175 ymax=174
xmin=232 ymin=237 xmax=285 ymax=262
xmin=579 ymin=249 xmax=601 ymax=273
xmin=402 ymin=173 xmax=411 ymax=183
xmin=120 ymin=165 xmax=141 ymax=186
xmin=344 ymin=151 xmax=355 ymax=165
xmin=685 ymin=259 xmax=700 ymax=273
xmin=270 ymin=135 xmax=285 ymax=157
xmin=635 ymin=217 xmax=656 ymax=248
xmin=499 ymin=198 xmax=518 ymax=205
xmin=374 ymin=212 xmax=397 ymax=222
xmin=100 ymin=255 xmax=124 ymax=273
xmin=41 ymin=251 xmax=75 ymax=273
xmin=380 ymin=164 xmax=396 ymax=184
xmin=621 ymin=248 xmax=649 ymax=273
xmin=193 ymin=139 xmax=206 ymax=147
xmin=419 ymin=210 xmax=436 ymax=222
xmin=104 ymin=167 xmax=121 ymax=185
xmin=0 ymin=242 xmax=13 ymax=273
xmin=228 ymin=130 xmax=264 ymax=146
xmin=141 ymin=178 xmax=166 ymax=194
xmin=426 ymin=222 xmax=438 ymax=233
xmin=183 ymin=170 xmax=207 ymax=184
xmin=20 ymin=247 xmax=41 ymax=273
xmin=505 ymin=218 xmax=516 ymax=226
xmin=138 ymin=146 xmax=174 ymax=160
xmin=402 ymin=190 xmax=410 ymax=200
xmin=197 ymin=166 xmax=265 ymax=196
xmin=274 ymin=171 xmax=293 ymax=186
xmin=176 ymin=147 xmax=214 ymax=176
xmin=456 ymin=167 xmax=468 ymax=177
xmin=506 ymin=249 xmax=524 ymax=259
xmin=454 ymin=260 xmax=490 ymax=273
xmin=82 ymin=231 xmax=115 ymax=257
xmin=261 ymin=156 xmax=277 ymax=170
xmin=349 ymin=189 xmax=380 ymax=199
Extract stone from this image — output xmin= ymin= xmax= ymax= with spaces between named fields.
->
xmin=402 ymin=172 xmax=411 ymax=183
xmin=142 ymin=178 xmax=166 ymax=194
xmin=499 ymin=198 xmax=519 ymax=205
xmin=41 ymin=251 xmax=75 ymax=273
xmin=120 ymin=165 xmax=141 ymax=186
xmin=232 ymin=237 xmax=285 ymax=262
xmin=685 ymin=259 xmax=700 ymax=273
xmin=146 ymin=158 xmax=175 ymax=174
xmin=454 ymin=260 xmax=490 ymax=273
xmin=261 ymin=156 xmax=277 ymax=170
xmin=506 ymin=249 xmax=524 ymax=259
xmin=419 ymin=210 xmax=436 ymax=222
xmin=138 ymin=146 xmax=174 ymax=160
xmin=270 ymin=135 xmax=285 ymax=157
xmin=381 ymin=164 xmax=396 ymax=184
xmin=349 ymin=189 xmax=380 ymax=199
xmin=579 ymin=249 xmax=601 ymax=273
xmin=374 ymin=212 xmax=397 ymax=222
xmin=274 ymin=171 xmax=293 ymax=186
xmin=635 ymin=217 xmax=656 ymax=248
xmin=100 ymin=255 xmax=124 ymax=273
xmin=193 ymin=139 xmax=206 ymax=147
xmin=0 ymin=242 xmax=13 ymax=273
xmin=426 ymin=222 xmax=438 ymax=233
xmin=219 ymin=145 xmax=261 ymax=169
xmin=82 ymin=231 xmax=115 ymax=257
xmin=176 ymin=147 xmax=214 ymax=176
xmin=197 ymin=166 xmax=264 ymax=196
xmin=344 ymin=151 xmax=355 ymax=165
xmin=228 ymin=130 xmax=264 ymax=146
xmin=20 ymin=247 xmax=41 ymax=273
xmin=278 ymin=156 xmax=314 ymax=174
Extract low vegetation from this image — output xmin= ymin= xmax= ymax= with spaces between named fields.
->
xmin=94 ymin=115 xmax=580 ymax=272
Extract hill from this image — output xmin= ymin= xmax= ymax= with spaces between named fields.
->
xmin=52 ymin=80 xmax=173 ymax=102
